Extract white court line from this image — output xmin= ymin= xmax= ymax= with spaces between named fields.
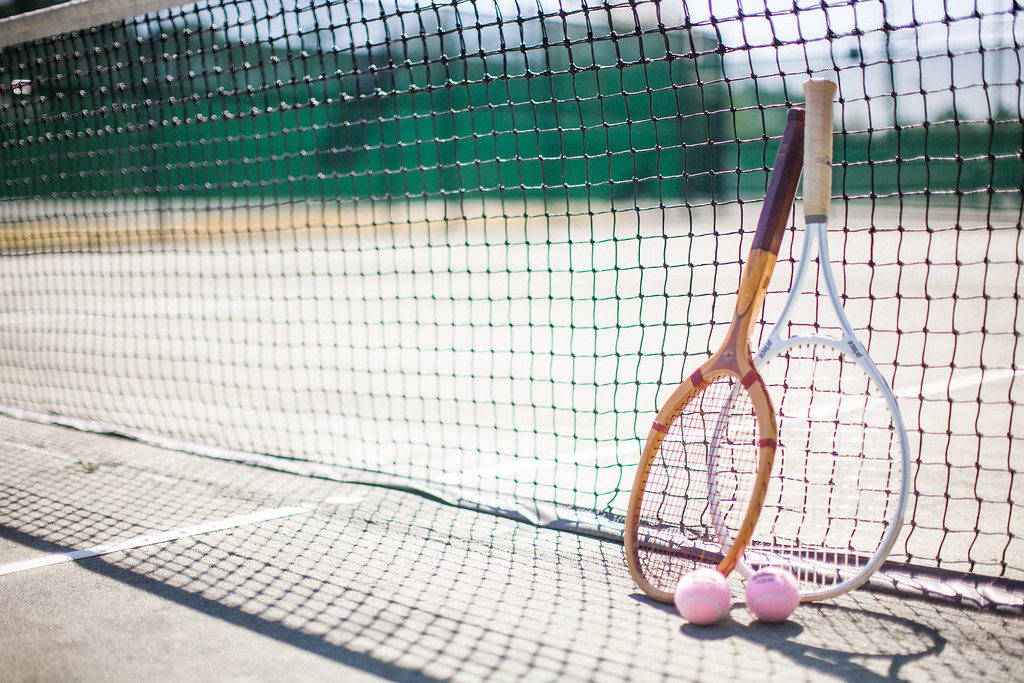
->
xmin=0 ymin=506 xmax=308 ymax=577
xmin=799 ymin=367 xmax=1019 ymax=421
xmin=436 ymin=444 xmax=630 ymax=485
xmin=896 ymin=367 xmax=1018 ymax=401
xmin=12 ymin=442 xmax=74 ymax=462
xmin=436 ymin=370 xmax=1020 ymax=486
xmin=435 ymin=369 xmax=1020 ymax=487
xmin=322 ymin=495 xmax=367 ymax=506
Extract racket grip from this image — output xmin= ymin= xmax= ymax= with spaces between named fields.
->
xmin=803 ymin=78 xmax=838 ymax=222
xmin=751 ymin=108 xmax=805 ymax=256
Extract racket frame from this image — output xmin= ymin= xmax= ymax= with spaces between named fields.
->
xmin=624 ymin=108 xmax=805 ymax=604
xmin=735 ymin=79 xmax=911 ymax=601
xmin=741 ymin=220 xmax=911 ymax=601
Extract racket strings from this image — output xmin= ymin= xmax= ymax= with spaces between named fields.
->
xmin=752 ymin=343 xmax=903 ymax=588
xmin=634 ymin=376 xmax=761 ymax=593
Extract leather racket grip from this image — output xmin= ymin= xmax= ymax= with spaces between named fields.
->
xmin=750 ymin=108 xmax=805 ymax=255
xmin=802 ymin=78 xmax=838 ymax=221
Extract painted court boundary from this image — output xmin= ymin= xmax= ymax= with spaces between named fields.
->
xmin=0 ymin=506 xmax=309 ymax=577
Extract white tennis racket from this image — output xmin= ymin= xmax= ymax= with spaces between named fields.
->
xmin=736 ymin=78 xmax=911 ymax=601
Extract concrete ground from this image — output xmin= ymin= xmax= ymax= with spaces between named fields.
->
xmin=1 ymin=415 xmax=1021 ymax=682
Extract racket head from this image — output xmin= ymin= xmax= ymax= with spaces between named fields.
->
xmin=624 ymin=364 xmax=778 ymax=603
xmin=740 ymin=336 xmax=910 ymax=601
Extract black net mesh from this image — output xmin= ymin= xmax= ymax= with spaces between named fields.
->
xmin=0 ymin=0 xmax=1021 ymax=603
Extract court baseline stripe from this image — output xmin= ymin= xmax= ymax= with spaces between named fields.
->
xmin=0 ymin=505 xmax=309 ymax=577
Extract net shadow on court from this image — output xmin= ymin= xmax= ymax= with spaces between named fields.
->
xmin=1 ymin=417 xmax=1020 ymax=681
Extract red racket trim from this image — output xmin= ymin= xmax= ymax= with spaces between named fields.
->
xmin=741 ymin=368 xmax=761 ymax=388
xmin=624 ymin=109 xmax=805 ymax=602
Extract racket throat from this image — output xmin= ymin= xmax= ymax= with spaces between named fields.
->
xmin=727 ymin=248 xmax=779 ymax=354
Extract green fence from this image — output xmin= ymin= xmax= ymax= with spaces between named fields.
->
xmin=2 ymin=17 xmax=1020 ymax=206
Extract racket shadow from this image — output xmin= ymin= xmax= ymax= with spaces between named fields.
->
xmin=680 ymin=602 xmax=945 ymax=681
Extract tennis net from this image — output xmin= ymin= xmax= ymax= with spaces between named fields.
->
xmin=0 ymin=0 xmax=1021 ymax=607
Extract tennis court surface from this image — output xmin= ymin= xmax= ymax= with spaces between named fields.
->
xmin=1 ymin=0 xmax=1022 ymax=679
xmin=2 ymin=416 xmax=1021 ymax=681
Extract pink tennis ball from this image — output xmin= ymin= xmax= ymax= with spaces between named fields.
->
xmin=674 ymin=568 xmax=731 ymax=625
xmin=745 ymin=567 xmax=800 ymax=622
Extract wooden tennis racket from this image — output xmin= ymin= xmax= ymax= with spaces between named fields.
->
xmin=625 ymin=108 xmax=805 ymax=602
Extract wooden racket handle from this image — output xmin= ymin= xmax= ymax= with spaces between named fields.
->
xmin=731 ymin=107 xmax=805 ymax=335
xmin=751 ymin=108 xmax=805 ymax=256
xmin=802 ymin=78 xmax=837 ymax=222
